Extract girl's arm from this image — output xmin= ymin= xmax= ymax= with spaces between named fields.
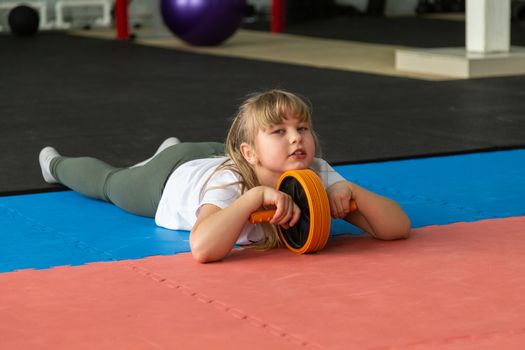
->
xmin=190 ymin=186 xmax=301 ymax=263
xmin=327 ymin=181 xmax=411 ymax=240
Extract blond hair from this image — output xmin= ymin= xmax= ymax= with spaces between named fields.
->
xmin=220 ymin=89 xmax=321 ymax=250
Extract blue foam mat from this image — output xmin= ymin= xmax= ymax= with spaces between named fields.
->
xmin=1 ymin=149 xmax=524 ymax=272
xmin=0 ymin=192 xmax=190 ymax=272
xmin=332 ymin=149 xmax=525 ymax=234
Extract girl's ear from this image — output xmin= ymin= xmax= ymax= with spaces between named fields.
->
xmin=240 ymin=142 xmax=257 ymax=165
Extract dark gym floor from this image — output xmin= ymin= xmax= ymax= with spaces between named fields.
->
xmin=1 ymin=16 xmax=525 ymax=195
xmin=243 ymin=15 xmax=525 ymax=47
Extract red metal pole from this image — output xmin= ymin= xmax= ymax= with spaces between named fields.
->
xmin=115 ymin=0 xmax=129 ymax=40
xmin=272 ymin=0 xmax=285 ymax=33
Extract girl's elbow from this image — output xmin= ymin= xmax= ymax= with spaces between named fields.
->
xmin=390 ymin=216 xmax=411 ymax=240
xmin=190 ymin=239 xmax=226 ymax=263
xmin=401 ymin=215 xmax=412 ymax=238
xmin=189 ymin=244 xmax=213 ymax=263
xmin=191 ymin=246 xmax=221 ymax=263
xmin=192 ymin=251 xmax=216 ymax=263
xmin=374 ymin=217 xmax=411 ymax=241
xmin=395 ymin=227 xmax=411 ymax=240
xmin=374 ymin=230 xmax=409 ymax=241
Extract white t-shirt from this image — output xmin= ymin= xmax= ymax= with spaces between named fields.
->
xmin=155 ymin=157 xmax=346 ymax=245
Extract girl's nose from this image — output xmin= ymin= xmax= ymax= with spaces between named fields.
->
xmin=289 ymin=130 xmax=302 ymax=144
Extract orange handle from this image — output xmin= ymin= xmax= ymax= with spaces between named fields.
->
xmin=248 ymin=200 xmax=358 ymax=224
xmin=349 ymin=199 xmax=358 ymax=212
xmin=249 ymin=209 xmax=276 ymax=224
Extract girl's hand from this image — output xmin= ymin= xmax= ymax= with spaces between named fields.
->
xmin=327 ymin=181 xmax=354 ymax=219
xmin=260 ymin=186 xmax=301 ymax=229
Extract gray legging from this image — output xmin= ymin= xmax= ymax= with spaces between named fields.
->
xmin=50 ymin=142 xmax=225 ymax=217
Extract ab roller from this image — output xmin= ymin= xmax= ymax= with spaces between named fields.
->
xmin=249 ymin=169 xmax=357 ymax=254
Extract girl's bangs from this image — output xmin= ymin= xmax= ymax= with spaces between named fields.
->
xmin=253 ymin=95 xmax=311 ymax=129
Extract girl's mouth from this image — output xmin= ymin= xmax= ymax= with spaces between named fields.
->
xmin=289 ymin=149 xmax=306 ymax=158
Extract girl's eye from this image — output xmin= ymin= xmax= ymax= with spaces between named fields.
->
xmin=298 ymin=127 xmax=309 ymax=132
xmin=272 ymin=129 xmax=285 ymax=135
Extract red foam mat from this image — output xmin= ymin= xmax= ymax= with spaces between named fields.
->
xmin=1 ymin=217 xmax=525 ymax=349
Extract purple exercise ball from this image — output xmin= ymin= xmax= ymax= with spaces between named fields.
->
xmin=161 ymin=0 xmax=246 ymax=46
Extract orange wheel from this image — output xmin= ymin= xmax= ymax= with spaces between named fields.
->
xmin=275 ymin=169 xmax=331 ymax=254
xmin=248 ymin=169 xmax=357 ymax=254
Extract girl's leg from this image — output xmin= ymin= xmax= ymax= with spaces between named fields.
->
xmin=130 ymin=137 xmax=180 ymax=168
xmin=50 ymin=156 xmax=118 ymax=202
xmin=50 ymin=155 xmax=161 ymax=217
xmin=49 ymin=142 xmax=225 ymax=218
xmin=104 ymin=142 xmax=225 ymax=217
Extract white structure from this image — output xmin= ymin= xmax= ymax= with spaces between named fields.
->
xmin=0 ymin=0 xmax=113 ymax=31
xmin=396 ymin=0 xmax=525 ymax=78
xmin=466 ymin=0 xmax=509 ymax=52
xmin=54 ymin=0 xmax=111 ymax=29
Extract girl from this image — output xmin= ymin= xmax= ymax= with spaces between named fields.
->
xmin=39 ymin=89 xmax=410 ymax=263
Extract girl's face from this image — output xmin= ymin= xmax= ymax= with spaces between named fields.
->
xmin=243 ymin=114 xmax=315 ymax=187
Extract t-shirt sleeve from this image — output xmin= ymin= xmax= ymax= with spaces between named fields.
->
xmin=196 ymin=169 xmax=266 ymax=246
xmin=311 ymin=158 xmax=346 ymax=188
xmin=198 ymin=169 xmax=243 ymax=213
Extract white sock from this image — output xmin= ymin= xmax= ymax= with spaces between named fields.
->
xmin=39 ymin=146 xmax=60 ymax=184
xmin=130 ymin=137 xmax=181 ymax=168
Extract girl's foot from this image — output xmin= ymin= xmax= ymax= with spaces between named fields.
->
xmin=39 ymin=146 xmax=60 ymax=184
xmin=131 ymin=137 xmax=180 ymax=168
